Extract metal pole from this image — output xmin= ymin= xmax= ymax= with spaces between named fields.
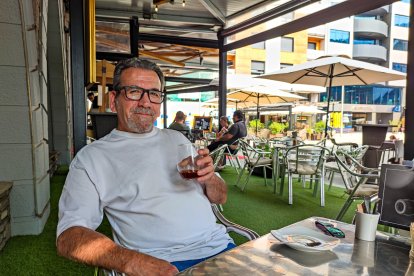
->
xmin=340 ymin=86 xmax=344 ymax=136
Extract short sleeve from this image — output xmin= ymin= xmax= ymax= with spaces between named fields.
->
xmin=227 ymin=123 xmax=239 ymax=136
xmin=57 ymin=159 xmax=103 ymax=238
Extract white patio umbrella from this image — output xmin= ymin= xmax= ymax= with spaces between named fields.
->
xmin=258 ymin=55 xmax=406 ymax=136
xmin=201 ymin=97 xmax=251 ymax=109
xmin=228 ymin=86 xmax=305 ymax=133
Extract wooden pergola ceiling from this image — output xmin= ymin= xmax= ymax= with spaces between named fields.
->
xmin=96 ymin=22 xmax=220 ymax=75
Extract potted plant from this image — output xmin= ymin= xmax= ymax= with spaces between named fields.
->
xmin=313 ymin=120 xmax=326 ymax=140
xmin=248 ymin=119 xmax=265 ymax=132
xmin=269 ymin=122 xmax=287 ymax=138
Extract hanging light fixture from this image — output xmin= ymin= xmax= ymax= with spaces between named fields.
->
xmin=182 ymin=0 xmax=185 ymax=7
xmin=155 ymin=5 xmax=158 ymax=12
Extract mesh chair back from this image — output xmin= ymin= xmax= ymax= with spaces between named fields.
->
xmin=209 ymin=144 xmax=227 ymax=169
xmin=285 ymin=145 xmax=330 ymax=175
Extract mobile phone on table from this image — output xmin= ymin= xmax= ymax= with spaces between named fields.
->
xmin=315 ymin=220 xmax=345 ymax=238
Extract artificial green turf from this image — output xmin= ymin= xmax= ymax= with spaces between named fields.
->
xmin=0 ymin=165 xmax=356 ymax=274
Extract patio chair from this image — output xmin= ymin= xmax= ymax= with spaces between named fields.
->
xmin=209 ymin=144 xmax=228 ymax=170
xmin=284 ymin=145 xmax=330 ymax=206
xmin=325 ymin=145 xmax=369 ymax=190
xmin=236 ymin=139 xmax=273 ymax=192
xmin=96 ymin=204 xmax=260 ymax=276
xmin=223 ymin=139 xmax=243 ymax=174
xmin=334 ymin=151 xmax=380 ymax=221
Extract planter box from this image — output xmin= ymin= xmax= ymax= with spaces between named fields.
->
xmin=0 ymin=182 xmax=12 ymax=252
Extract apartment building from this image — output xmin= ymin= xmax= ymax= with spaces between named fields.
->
xmin=231 ymin=0 xmax=409 ymax=130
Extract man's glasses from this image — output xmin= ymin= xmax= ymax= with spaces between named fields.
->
xmin=118 ymin=86 xmax=164 ymax=104
xmin=315 ymin=220 xmax=345 ymax=238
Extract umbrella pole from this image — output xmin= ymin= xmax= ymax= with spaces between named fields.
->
xmin=324 ymin=76 xmax=334 ymax=139
xmin=256 ymin=94 xmax=259 ymax=135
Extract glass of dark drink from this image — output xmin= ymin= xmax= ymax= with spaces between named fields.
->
xmin=177 ymin=143 xmax=200 ymax=180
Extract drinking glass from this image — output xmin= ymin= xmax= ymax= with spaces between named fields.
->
xmin=177 ymin=143 xmax=200 ymax=180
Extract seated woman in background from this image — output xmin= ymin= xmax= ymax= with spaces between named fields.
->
xmin=216 ymin=116 xmax=231 ymax=139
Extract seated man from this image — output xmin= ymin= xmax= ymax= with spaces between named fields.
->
xmin=56 ymin=58 xmax=234 ymax=275
xmin=208 ymin=110 xmax=247 ymax=154
xmin=168 ymin=111 xmax=192 ymax=140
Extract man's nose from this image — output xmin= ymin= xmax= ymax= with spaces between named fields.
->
xmin=137 ymin=91 xmax=151 ymax=106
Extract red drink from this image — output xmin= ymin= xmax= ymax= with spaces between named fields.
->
xmin=179 ymin=169 xmax=199 ymax=179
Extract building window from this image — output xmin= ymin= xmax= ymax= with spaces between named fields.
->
xmin=395 ymin=14 xmax=410 ymax=27
xmin=401 ymin=0 xmax=410 ymax=3
xmin=251 ymin=61 xmax=265 ymax=75
xmin=393 ymin=39 xmax=408 ymax=51
xmin=251 ymin=41 xmax=265 ymax=49
xmin=343 ymin=85 xmax=401 ymax=105
xmin=319 ymin=86 xmax=342 ymax=102
xmin=329 ymin=29 xmax=350 ymax=44
xmin=308 ymin=42 xmax=317 ymax=50
xmin=280 ymin=63 xmax=293 ymax=69
xmin=354 ymin=38 xmax=376 ymax=45
xmin=392 ymin=62 xmax=407 ymax=73
xmin=281 ymin=37 xmax=294 ymax=52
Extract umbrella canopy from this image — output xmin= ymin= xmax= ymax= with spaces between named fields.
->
xmin=201 ymin=97 xmax=251 ymax=109
xmin=228 ymin=86 xmax=305 ymax=133
xmin=209 ymin=74 xmax=325 ymax=92
xmin=258 ymin=55 xmax=406 ymax=136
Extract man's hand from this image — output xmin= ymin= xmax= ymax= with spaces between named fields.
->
xmin=195 ymin=148 xmax=215 ymax=183
xmin=195 ymin=148 xmax=227 ymax=204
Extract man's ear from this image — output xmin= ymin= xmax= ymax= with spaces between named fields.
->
xmin=109 ymin=91 xmax=117 ymax=112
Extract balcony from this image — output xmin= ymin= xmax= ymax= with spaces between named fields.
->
xmin=353 ymin=44 xmax=387 ymax=63
xmin=357 ymin=5 xmax=389 ymax=17
xmin=354 ymin=18 xmax=388 ymax=39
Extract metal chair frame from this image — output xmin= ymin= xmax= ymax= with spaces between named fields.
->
xmin=334 ymin=151 xmax=380 ymax=221
xmin=284 ymin=144 xmax=330 ymax=206
xmin=236 ymin=140 xmax=273 ymax=192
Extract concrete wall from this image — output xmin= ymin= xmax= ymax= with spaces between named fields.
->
xmin=0 ymin=0 xmax=50 ymax=235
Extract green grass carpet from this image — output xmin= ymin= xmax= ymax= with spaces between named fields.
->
xmin=0 ymin=166 xmax=356 ymax=274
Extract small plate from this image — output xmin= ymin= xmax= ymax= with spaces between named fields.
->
xmin=271 ymin=226 xmax=340 ymax=253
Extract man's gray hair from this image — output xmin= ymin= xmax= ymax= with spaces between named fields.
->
xmin=113 ymin=57 xmax=165 ymax=92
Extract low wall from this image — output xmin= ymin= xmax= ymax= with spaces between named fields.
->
xmin=0 ymin=182 xmax=13 ymax=251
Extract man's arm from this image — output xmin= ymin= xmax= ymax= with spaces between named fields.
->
xmin=57 ymin=226 xmax=178 ymax=276
xmin=196 ymin=148 xmax=227 ymax=204
xmin=215 ymin=132 xmax=234 ymax=142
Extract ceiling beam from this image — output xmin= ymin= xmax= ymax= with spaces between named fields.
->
xmin=139 ymin=33 xmax=218 ymax=48
xmin=221 ymin=0 xmax=319 ymax=38
xmin=198 ymin=0 xmax=226 ymax=24
xmin=166 ymin=85 xmax=218 ymax=94
xmin=165 ymin=76 xmax=212 ymax=84
xmin=96 ymin=8 xmax=220 ymax=25
xmin=223 ymin=0 xmax=399 ymax=52
xmin=140 ymin=50 xmax=185 ymax=66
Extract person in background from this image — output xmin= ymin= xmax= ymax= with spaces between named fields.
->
xmin=216 ymin=116 xmax=231 ymax=139
xmin=169 ymin=111 xmax=190 ymax=132
xmin=208 ymin=110 xmax=247 ymax=154
xmin=168 ymin=111 xmax=192 ymax=140
xmin=87 ymin=92 xmax=99 ymax=112
xmin=56 ymin=58 xmax=234 ymax=275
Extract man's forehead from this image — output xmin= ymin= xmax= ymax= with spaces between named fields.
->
xmin=120 ymin=68 xmax=160 ymax=84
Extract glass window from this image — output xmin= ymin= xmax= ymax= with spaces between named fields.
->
xmin=319 ymin=86 xmax=342 ymax=102
xmin=354 ymin=38 xmax=376 ymax=45
xmin=392 ymin=62 xmax=407 ymax=73
xmin=393 ymin=39 xmax=408 ymax=51
xmin=308 ymin=42 xmax=317 ymax=50
xmin=281 ymin=37 xmax=294 ymax=52
xmin=395 ymin=14 xmax=410 ymax=27
xmin=344 ymin=85 xmax=401 ymax=105
xmin=329 ymin=29 xmax=350 ymax=44
xmin=251 ymin=61 xmax=265 ymax=75
xmin=96 ymin=21 xmax=131 ymax=54
xmin=280 ymin=63 xmax=293 ymax=69
xmin=401 ymin=0 xmax=410 ymax=3
xmin=251 ymin=41 xmax=265 ymax=49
